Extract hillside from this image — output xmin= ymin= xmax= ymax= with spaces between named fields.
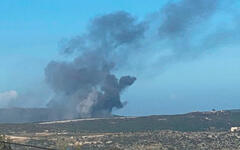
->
xmin=1 ymin=109 xmax=240 ymax=149
xmin=1 ymin=109 xmax=240 ymax=134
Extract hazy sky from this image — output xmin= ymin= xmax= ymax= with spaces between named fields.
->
xmin=0 ymin=0 xmax=240 ymax=116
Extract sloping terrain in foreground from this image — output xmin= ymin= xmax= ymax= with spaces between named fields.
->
xmin=1 ymin=110 xmax=240 ymax=149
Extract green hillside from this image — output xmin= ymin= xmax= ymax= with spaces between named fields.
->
xmin=1 ymin=110 xmax=240 ymax=134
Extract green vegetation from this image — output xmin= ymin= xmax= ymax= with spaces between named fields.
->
xmin=1 ymin=110 xmax=240 ymax=135
xmin=0 ymin=135 xmax=12 ymax=150
xmin=0 ymin=110 xmax=240 ymax=149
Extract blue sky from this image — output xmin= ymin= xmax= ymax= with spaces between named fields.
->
xmin=0 ymin=0 xmax=167 ymax=90
xmin=0 ymin=0 xmax=240 ymax=116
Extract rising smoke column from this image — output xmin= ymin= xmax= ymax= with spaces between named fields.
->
xmin=44 ymin=0 xmax=240 ymax=120
xmin=45 ymin=11 xmax=145 ymax=119
xmin=0 ymin=0 xmax=238 ymax=123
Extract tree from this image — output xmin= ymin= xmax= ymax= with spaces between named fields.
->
xmin=0 ymin=135 xmax=12 ymax=150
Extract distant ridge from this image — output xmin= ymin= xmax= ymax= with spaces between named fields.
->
xmin=0 ymin=107 xmax=123 ymax=123
xmin=1 ymin=108 xmax=240 ymax=133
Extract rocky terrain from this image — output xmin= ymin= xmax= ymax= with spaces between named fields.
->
xmin=3 ymin=130 xmax=240 ymax=150
xmin=1 ymin=110 xmax=240 ymax=149
xmin=76 ymin=130 xmax=240 ymax=150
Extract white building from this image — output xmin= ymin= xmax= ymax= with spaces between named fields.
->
xmin=231 ymin=127 xmax=240 ymax=132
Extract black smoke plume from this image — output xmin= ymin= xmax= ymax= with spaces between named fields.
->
xmin=45 ymin=11 xmax=144 ymax=119
xmin=44 ymin=0 xmax=240 ymax=120
xmin=1 ymin=0 xmax=239 ymax=123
